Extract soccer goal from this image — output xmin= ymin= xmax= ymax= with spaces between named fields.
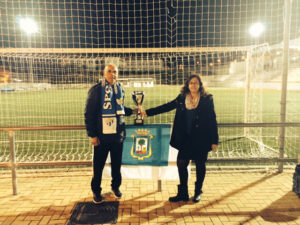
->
xmin=0 ymin=45 xmax=279 ymax=166
xmin=1 ymin=0 xmax=299 ymax=170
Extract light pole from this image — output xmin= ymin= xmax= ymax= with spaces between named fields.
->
xmin=244 ymin=22 xmax=265 ymax=137
xmin=17 ymin=17 xmax=39 ymax=83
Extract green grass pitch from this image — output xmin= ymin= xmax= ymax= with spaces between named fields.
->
xmin=0 ymin=86 xmax=299 ymax=163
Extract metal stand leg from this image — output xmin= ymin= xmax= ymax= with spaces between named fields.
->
xmin=9 ymin=131 xmax=18 ymax=195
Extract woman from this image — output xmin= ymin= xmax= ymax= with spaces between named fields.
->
xmin=142 ymin=75 xmax=218 ymax=203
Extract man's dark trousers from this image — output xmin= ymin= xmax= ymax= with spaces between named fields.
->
xmin=91 ymin=141 xmax=123 ymax=195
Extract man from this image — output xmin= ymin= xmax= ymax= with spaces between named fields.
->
xmin=85 ymin=63 xmax=134 ymax=204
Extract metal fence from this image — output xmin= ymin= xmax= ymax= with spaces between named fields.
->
xmin=1 ymin=122 xmax=299 ymax=195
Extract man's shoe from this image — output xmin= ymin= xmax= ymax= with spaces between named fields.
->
xmin=93 ymin=194 xmax=103 ymax=204
xmin=112 ymin=188 xmax=122 ymax=198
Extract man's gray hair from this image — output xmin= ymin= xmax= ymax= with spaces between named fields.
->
xmin=104 ymin=63 xmax=118 ymax=72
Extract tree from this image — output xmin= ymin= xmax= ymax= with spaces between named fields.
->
xmin=137 ymin=138 xmax=146 ymax=154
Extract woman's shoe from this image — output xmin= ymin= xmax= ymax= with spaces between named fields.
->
xmin=169 ymin=185 xmax=189 ymax=202
xmin=193 ymin=182 xmax=203 ymax=203
xmin=192 ymin=193 xmax=201 ymax=203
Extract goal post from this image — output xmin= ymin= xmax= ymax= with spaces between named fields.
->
xmin=0 ymin=45 xmax=277 ymax=164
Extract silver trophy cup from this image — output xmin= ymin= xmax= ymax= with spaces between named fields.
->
xmin=132 ymin=91 xmax=144 ymax=125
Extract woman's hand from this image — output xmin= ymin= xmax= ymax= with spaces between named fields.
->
xmin=133 ymin=106 xmax=147 ymax=117
xmin=140 ymin=110 xmax=147 ymax=117
xmin=211 ymin=144 xmax=218 ymax=151
xmin=133 ymin=106 xmax=144 ymax=115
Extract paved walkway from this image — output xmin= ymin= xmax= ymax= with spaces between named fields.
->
xmin=0 ymin=169 xmax=300 ymax=225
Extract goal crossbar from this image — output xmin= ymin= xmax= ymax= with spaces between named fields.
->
xmin=0 ymin=47 xmax=253 ymax=54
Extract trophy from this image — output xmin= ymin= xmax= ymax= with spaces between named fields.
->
xmin=132 ymin=91 xmax=144 ymax=125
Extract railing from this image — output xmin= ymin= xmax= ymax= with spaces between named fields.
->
xmin=1 ymin=122 xmax=300 ymax=195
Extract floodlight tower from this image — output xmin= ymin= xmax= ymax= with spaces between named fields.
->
xmin=17 ymin=17 xmax=39 ymax=83
xmin=244 ymin=22 xmax=265 ymax=136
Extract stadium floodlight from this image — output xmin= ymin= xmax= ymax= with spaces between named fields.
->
xmin=16 ymin=17 xmax=39 ymax=83
xmin=249 ymin=22 xmax=265 ymax=38
xmin=17 ymin=17 xmax=39 ymax=35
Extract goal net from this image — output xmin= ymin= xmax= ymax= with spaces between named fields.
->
xmin=0 ymin=46 xmax=280 ymax=166
xmin=0 ymin=0 xmax=299 ymax=168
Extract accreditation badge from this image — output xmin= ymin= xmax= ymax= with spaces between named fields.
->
xmin=102 ymin=117 xmax=117 ymax=134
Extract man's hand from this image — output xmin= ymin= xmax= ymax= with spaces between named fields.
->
xmin=133 ymin=106 xmax=147 ymax=117
xmin=211 ymin=144 xmax=218 ymax=151
xmin=133 ymin=107 xmax=139 ymax=115
xmin=91 ymin=137 xmax=100 ymax=146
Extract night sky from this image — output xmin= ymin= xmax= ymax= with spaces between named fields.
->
xmin=1 ymin=0 xmax=300 ymax=48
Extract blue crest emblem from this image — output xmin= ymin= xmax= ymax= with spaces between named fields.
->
xmin=130 ymin=129 xmax=153 ymax=160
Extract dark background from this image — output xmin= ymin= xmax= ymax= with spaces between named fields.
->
xmin=1 ymin=0 xmax=300 ymax=48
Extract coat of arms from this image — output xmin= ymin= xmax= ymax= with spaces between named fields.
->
xmin=130 ymin=129 xmax=153 ymax=160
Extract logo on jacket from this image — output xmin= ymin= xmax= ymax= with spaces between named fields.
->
xmin=130 ymin=129 xmax=153 ymax=160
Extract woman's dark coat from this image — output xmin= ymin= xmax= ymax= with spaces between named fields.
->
xmin=146 ymin=94 xmax=218 ymax=158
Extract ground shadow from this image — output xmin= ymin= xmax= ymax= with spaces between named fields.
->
xmin=2 ymin=172 xmax=299 ymax=225
xmin=259 ymin=191 xmax=300 ymax=222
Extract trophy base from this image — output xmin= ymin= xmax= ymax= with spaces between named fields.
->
xmin=134 ymin=119 xmax=144 ymax=125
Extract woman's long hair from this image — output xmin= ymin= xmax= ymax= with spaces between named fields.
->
xmin=180 ymin=74 xmax=208 ymax=97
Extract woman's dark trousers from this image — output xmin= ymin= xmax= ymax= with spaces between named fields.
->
xmin=170 ymin=157 xmax=206 ymax=201
xmin=178 ymin=157 xmax=206 ymax=190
